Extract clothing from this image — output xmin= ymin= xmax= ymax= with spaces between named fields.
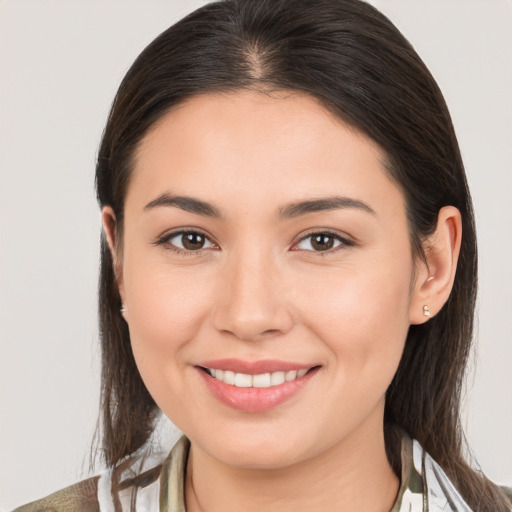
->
xmin=13 ymin=433 xmax=474 ymax=512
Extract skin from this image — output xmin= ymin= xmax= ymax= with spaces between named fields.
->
xmin=103 ymin=90 xmax=461 ymax=512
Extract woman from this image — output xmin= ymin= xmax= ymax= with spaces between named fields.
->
xmin=12 ymin=0 xmax=511 ymax=510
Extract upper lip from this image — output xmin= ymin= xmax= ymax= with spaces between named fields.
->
xmin=198 ymin=358 xmax=318 ymax=374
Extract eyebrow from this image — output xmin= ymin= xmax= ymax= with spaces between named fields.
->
xmin=144 ymin=193 xmax=223 ymax=217
xmin=143 ymin=193 xmax=375 ymax=219
xmin=279 ymin=196 xmax=376 ymax=218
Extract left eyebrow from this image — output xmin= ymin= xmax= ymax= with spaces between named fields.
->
xmin=279 ymin=196 xmax=376 ymax=219
xmin=143 ymin=193 xmax=223 ymax=218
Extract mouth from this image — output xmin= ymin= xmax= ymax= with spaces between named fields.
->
xmin=198 ymin=366 xmax=313 ymax=388
xmin=195 ymin=359 xmax=321 ymax=413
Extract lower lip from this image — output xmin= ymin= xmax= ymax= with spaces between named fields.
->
xmin=196 ymin=367 xmax=319 ymax=413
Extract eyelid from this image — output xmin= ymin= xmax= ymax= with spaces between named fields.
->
xmin=154 ymin=227 xmax=219 ymax=255
xmin=153 ymin=227 xmax=354 ymax=256
xmin=291 ymin=229 xmax=354 ymax=253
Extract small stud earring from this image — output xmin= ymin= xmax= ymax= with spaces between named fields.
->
xmin=423 ymin=305 xmax=431 ymax=317
xmin=120 ymin=304 xmax=126 ymax=315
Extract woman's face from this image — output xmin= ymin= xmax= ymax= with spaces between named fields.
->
xmin=112 ymin=90 xmax=422 ymax=468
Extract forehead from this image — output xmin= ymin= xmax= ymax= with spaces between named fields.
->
xmin=127 ymin=90 xmax=404 ymax=219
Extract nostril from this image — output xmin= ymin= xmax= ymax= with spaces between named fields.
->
xmin=261 ymin=328 xmax=282 ymax=337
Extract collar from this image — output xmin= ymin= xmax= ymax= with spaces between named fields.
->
xmin=160 ymin=433 xmax=472 ymax=512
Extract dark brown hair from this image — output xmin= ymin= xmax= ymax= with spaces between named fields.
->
xmin=95 ymin=0 xmax=510 ymax=509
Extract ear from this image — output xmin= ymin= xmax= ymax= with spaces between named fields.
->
xmin=409 ymin=206 xmax=462 ymax=325
xmin=101 ymin=206 xmax=126 ymax=309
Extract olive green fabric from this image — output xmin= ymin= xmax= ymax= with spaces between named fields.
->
xmin=11 ymin=477 xmax=101 ymax=512
xmin=13 ymin=433 xmax=478 ymax=512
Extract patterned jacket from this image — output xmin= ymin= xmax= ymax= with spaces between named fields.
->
xmin=12 ymin=433 xmax=481 ymax=512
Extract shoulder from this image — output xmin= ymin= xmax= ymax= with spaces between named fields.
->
xmin=501 ymin=486 xmax=512 ymax=502
xmin=11 ymin=454 xmax=166 ymax=512
xmin=11 ymin=437 xmax=190 ymax=512
xmin=394 ymin=432 xmax=474 ymax=512
xmin=12 ymin=476 xmax=101 ymax=512
xmin=12 ymin=462 xmax=163 ymax=512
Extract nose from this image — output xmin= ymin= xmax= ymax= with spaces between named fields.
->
xmin=212 ymin=249 xmax=294 ymax=342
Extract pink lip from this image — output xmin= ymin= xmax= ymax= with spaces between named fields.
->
xmin=195 ymin=361 xmax=320 ymax=413
xmin=199 ymin=358 xmax=315 ymax=374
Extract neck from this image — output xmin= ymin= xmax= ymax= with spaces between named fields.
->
xmin=185 ymin=411 xmax=399 ymax=512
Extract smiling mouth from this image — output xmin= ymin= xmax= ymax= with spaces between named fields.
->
xmin=196 ymin=362 xmax=321 ymax=412
xmin=199 ymin=366 xmax=318 ymax=388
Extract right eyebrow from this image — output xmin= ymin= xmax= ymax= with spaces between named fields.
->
xmin=143 ymin=193 xmax=223 ymax=218
xmin=279 ymin=196 xmax=376 ymax=219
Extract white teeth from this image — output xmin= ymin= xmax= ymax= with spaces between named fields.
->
xmin=223 ymin=370 xmax=235 ymax=385
xmin=234 ymin=373 xmax=252 ymax=387
xmin=206 ymin=367 xmax=311 ymax=388
xmin=270 ymin=371 xmax=285 ymax=386
xmin=252 ymin=373 xmax=271 ymax=388
xmin=285 ymin=370 xmax=297 ymax=381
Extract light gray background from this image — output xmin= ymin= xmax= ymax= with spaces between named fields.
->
xmin=0 ymin=1 xmax=511 ymax=509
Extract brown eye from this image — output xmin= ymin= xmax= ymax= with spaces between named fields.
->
xmin=311 ymin=234 xmax=335 ymax=250
xmin=182 ymin=232 xmax=206 ymax=250
xmin=295 ymin=232 xmax=346 ymax=252
xmin=167 ymin=231 xmax=214 ymax=252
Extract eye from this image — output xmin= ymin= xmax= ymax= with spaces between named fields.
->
xmin=160 ymin=230 xmax=216 ymax=253
xmin=294 ymin=232 xmax=348 ymax=252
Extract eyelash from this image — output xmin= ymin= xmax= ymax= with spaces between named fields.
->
xmin=292 ymin=229 xmax=354 ymax=255
xmin=154 ymin=229 xmax=217 ymax=257
xmin=154 ymin=229 xmax=354 ymax=256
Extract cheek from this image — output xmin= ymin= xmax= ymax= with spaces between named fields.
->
xmin=124 ymin=236 xmax=213 ymax=330
xmin=297 ymin=256 xmax=413 ymax=383
xmin=122 ymin=254 xmax=214 ymax=385
xmin=123 ymin=265 xmax=219 ymax=428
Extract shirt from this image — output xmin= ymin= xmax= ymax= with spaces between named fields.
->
xmin=13 ymin=432 xmax=474 ymax=512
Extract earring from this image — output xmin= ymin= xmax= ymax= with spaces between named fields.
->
xmin=120 ymin=304 xmax=126 ymax=315
xmin=423 ymin=305 xmax=431 ymax=317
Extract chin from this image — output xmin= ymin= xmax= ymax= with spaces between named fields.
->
xmin=196 ymin=427 xmax=315 ymax=469
xmin=221 ymin=446 xmax=305 ymax=470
